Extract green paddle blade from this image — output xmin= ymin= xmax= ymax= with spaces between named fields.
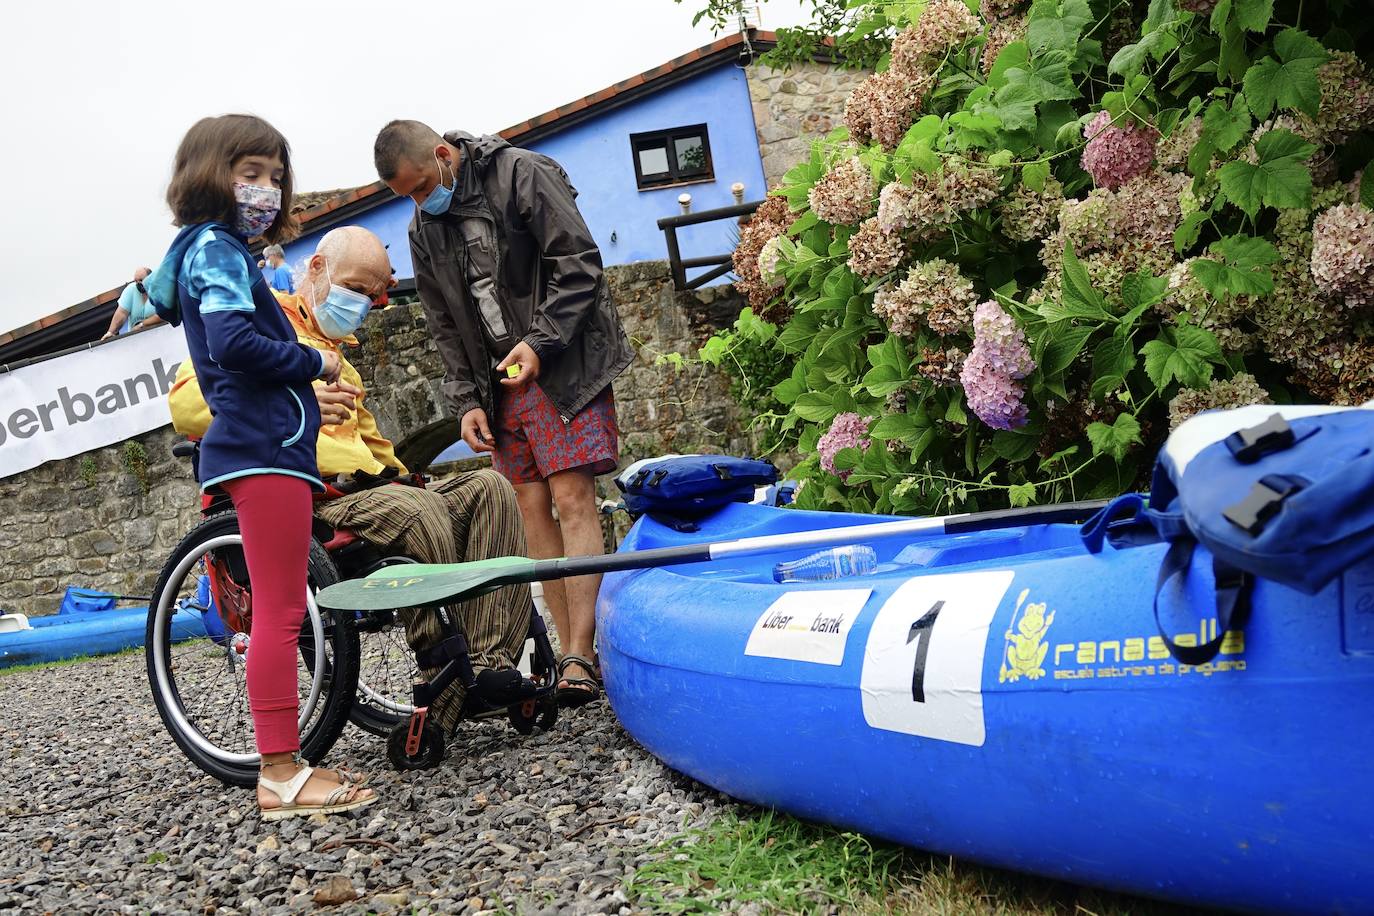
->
xmin=315 ymin=556 xmax=538 ymax=611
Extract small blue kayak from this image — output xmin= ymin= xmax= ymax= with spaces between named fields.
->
xmin=597 ymin=502 xmax=1374 ymax=914
xmin=0 ymin=605 xmax=206 ymax=669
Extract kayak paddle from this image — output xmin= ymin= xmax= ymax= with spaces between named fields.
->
xmin=315 ymin=498 xmax=1111 ymax=612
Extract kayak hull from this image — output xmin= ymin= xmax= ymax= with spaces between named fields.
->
xmin=597 ymin=502 xmax=1374 ymax=914
xmin=0 ymin=606 xmax=206 ymax=669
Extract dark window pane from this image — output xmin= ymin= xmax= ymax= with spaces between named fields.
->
xmin=638 ymin=145 xmax=670 ymax=176
xmin=675 ymin=135 xmax=707 ymax=173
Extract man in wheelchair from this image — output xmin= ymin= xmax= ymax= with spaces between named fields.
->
xmin=169 ymin=226 xmax=537 ymax=732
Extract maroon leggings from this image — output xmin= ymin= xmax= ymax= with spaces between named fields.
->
xmin=224 ymin=474 xmax=313 ymax=756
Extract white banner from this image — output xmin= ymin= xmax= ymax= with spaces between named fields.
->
xmin=0 ymin=324 xmax=188 ymax=480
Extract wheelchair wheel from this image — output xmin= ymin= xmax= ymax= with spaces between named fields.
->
xmin=386 ymin=720 xmax=444 ymax=770
xmin=508 ymin=693 xmax=558 ymax=735
xmin=348 ymin=558 xmax=419 ymax=737
xmin=145 ymin=512 xmax=359 ymax=788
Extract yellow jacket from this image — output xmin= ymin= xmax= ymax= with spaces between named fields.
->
xmin=169 ymin=291 xmax=407 ymax=478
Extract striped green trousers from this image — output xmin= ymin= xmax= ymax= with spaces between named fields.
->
xmin=314 ymin=468 xmax=531 ymax=730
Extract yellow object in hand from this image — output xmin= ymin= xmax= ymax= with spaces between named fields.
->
xmin=506 ymin=363 xmax=523 ymax=379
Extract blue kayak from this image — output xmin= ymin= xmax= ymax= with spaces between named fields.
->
xmin=597 ymin=502 xmax=1374 ymax=914
xmin=0 ymin=605 xmax=206 ymax=669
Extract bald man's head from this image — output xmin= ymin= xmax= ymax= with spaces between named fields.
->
xmin=298 ymin=226 xmax=394 ymax=324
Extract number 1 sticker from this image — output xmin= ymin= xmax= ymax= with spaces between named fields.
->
xmin=860 ymin=570 xmax=1014 ymax=746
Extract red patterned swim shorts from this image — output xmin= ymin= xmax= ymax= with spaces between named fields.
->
xmin=491 ymin=383 xmax=619 ymax=485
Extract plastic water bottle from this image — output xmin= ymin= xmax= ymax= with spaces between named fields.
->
xmin=772 ymin=545 xmax=878 ymax=583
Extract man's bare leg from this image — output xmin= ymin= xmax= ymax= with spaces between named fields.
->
xmin=514 ymin=479 xmax=571 ymax=649
xmin=547 ymin=468 xmax=603 ymax=694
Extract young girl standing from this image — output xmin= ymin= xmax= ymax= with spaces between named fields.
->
xmin=149 ymin=114 xmax=376 ymax=819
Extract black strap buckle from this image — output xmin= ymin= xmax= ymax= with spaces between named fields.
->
xmin=1222 ymin=474 xmax=1306 ymax=536
xmin=1225 ymin=413 xmax=1295 ymax=464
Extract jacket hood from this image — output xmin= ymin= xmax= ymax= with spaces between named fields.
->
xmin=443 ymin=130 xmax=512 ymax=166
xmin=145 ymin=221 xmax=225 ymax=327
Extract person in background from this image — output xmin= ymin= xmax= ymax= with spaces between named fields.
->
xmin=373 ymin=120 xmax=634 ymax=709
xmin=100 ymin=266 xmax=164 ymax=339
xmin=262 ymin=243 xmax=295 ymax=293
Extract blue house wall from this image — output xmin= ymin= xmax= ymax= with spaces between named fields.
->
xmin=285 ymin=61 xmax=764 ymax=286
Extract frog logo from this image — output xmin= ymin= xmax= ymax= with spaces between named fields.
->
xmin=998 ymin=588 xmax=1055 ymax=683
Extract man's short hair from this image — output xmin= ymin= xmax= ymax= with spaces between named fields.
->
xmin=374 ymin=120 xmax=444 ymax=181
xmin=263 ymin=244 xmax=285 ymax=260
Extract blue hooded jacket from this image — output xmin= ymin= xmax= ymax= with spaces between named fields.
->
xmin=148 ymin=222 xmax=324 ymax=492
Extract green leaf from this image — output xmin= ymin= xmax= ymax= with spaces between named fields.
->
xmin=1090 ymin=335 xmax=1136 ymax=397
xmin=1041 ymin=324 xmax=1094 ymax=377
xmin=1232 ymin=0 xmax=1275 ymax=32
xmin=1008 ymin=481 xmax=1037 ymax=508
xmin=793 ymin=391 xmax=837 ymax=423
xmin=1190 ymin=234 xmax=1278 ymax=299
xmin=1175 ymin=211 xmax=1208 ymax=254
xmin=789 ymin=210 xmax=819 ymax=235
xmin=982 ymin=82 xmax=1040 ymax=133
xmin=862 ymin=365 xmax=906 ymax=397
xmin=1006 ymin=50 xmax=1079 ymax=102
xmin=1362 ymin=165 xmax=1374 ymax=211
xmin=1141 ymin=326 xmax=1221 ymax=389
xmin=1201 ymin=97 xmax=1251 ymax=152
xmin=1086 ymin=413 xmax=1143 ymax=461
xmin=945 ymin=395 xmax=968 ymax=426
xmin=1027 ymin=0 xmax=1092 ymax=55
xmin=832 ymin=446 xmax=863 ymax=472
xmin=1022 ymin=160 xmax=1049 ymax=192
xmin=1242 ymin=28 xmax=1327 ymax=118
xmin=698 ymin=335 xmax=729 ymax=365
xmin=986 ymin=40 xmax=1029 ymax=90
xmin=1057 ymin=244 xmax=1111 ymax=319
xmin=1121 ymin=271 xmax=1170 ymax=313
xmin=992 ymin=430 xmax=1039 ymax=461
xmin=772 ymin=374 xmax=804 ymax=406
xmin=1216 ymin=129 xmax=1315 ymax=215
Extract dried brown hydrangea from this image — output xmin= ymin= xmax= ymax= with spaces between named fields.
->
xmin=1168 ymin=374 xmax=1272 ymax=430
xmin=999 ymin=176 xmax=1064 ymax=242
xmin=918 ymin=347 xmax=967 ymax=386
xmin=891 ymin=0 xmax=980 ymax=76
xmin=872 ymin=259 xmax=978 ymax=337
xmin=732 ymin=195 xmax=794 ymax=314
xmin=808 ymin=156 xmax=878 ymax=225
xmin=847 ymin=216 xmax=907 ymax=279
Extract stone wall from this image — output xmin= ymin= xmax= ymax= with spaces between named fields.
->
xmin=0 ymin=425 xmax=200 ymax=616
xmin=0 ymin=262 xmax=750 ymax=616
xmin=746 ymin=61 xmax=870 ymax=189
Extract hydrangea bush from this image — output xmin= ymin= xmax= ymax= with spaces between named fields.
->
xmin=708 ymin=0 xmax=1374 ymax=515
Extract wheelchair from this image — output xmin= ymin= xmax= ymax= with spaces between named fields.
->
xmin=145 ymin=441 xmax=559 ymax=788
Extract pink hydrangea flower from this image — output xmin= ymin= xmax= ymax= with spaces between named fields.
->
xmin=1080 ymin=110 xmax=1157 ymax=191
xmin=817 ymin=412 xmax=873 ymax=480
xmin=960 ymin=301 xmax=1035 ymax=430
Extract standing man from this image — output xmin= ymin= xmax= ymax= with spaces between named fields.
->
xmin=374 ymin=121 xmax=634 ymax=708
xmin=101 ymin=266 xmax=164 ymax=339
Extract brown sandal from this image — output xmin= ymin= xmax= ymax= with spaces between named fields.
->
xmin=557 ymin=654 xmax=601 ymax=708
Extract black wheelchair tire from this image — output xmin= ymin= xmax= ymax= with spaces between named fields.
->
xmin=145 ymin=512 xmax=359 ymax=788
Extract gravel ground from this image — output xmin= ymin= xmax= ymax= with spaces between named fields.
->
xmin=0 ymin=650 xmax=725 ymax=915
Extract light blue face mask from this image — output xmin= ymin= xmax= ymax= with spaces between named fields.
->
xmin=311 ymin=261 xmax=373 ymax=340
xmin=419 ymin=152 xmax=458 ymax=216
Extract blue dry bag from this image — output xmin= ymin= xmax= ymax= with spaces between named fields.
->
xmin=615 ymin=454 xmax=778 ymax=523
xmin=58 ymin=587 xmax=116 ymax=615
xmin=1083 ymin=403 xmax=1374 ymax=663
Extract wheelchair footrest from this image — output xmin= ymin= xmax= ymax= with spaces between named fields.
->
xmin=404 ymin=707 xmax=429 ymax=757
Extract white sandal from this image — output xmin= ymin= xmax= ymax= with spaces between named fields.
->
xmin=258 ymin=765 xmax=378 ymax=821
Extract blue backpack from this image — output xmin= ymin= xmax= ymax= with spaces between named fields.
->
xmin=615 ymin=454 xmax=778 ymax=523
xmin=1082 ymin=404 xmax=1374 ymax=663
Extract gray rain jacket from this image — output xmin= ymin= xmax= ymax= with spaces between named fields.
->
xmin=409 ymin=132 xmax=634 ymax=423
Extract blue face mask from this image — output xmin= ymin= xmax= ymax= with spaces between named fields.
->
xmin=310 ymin=261 xmax=373 ymax=340
xmin=419 ymin=153 xmax=458 ymax=216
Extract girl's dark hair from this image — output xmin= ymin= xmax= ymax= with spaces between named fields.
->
xmin=166 ymin=114 xmax=299 ymax=243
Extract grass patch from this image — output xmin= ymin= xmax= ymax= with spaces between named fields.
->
xmin=628 ymin=809 xmax=905 ymax=914
xmin=0 ymin=646 xmax=141 ymax=677
xmin=629 ymin=809 xmax=1193 ymax=915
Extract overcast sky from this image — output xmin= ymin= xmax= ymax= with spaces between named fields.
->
xmin=0 ymin=0 xmax=811 ymax=338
